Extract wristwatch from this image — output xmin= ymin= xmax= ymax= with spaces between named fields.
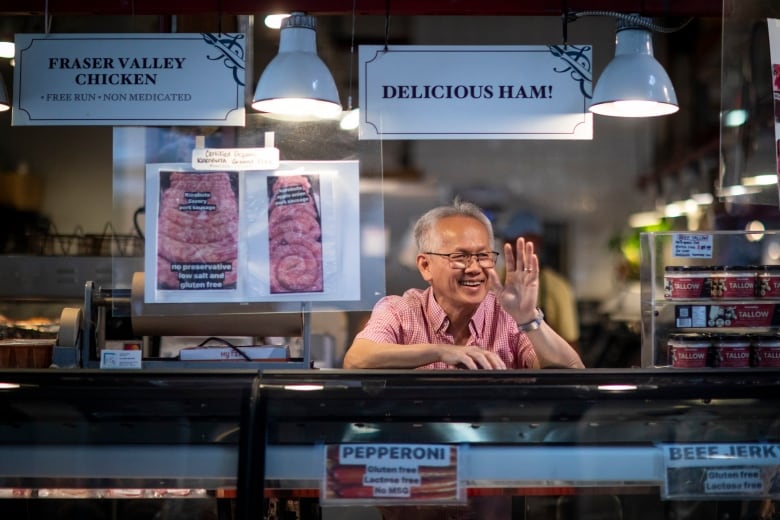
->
xmin=517 ymin=308 xmax=544 ymax=332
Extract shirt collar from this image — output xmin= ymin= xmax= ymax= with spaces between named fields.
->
xmin=425 ymin=287 xmax=492 ymax=339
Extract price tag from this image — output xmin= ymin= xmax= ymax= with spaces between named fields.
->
xmin=672 ymin=233 xmax=714 ymax=258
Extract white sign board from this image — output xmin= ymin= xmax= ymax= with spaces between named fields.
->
xmin=359 ymin=45 xmax=593 ymax=140
xmin=13 ymin=33 xmax=246 ymax=126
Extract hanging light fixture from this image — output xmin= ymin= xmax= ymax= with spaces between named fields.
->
xmin=589 ymin=15 xmax=679 ymax=117
xmin=339 ymin=107 xmax=360 ymax=130
xmin=252 ymin=12 xmax=342 ymax=120
xmin=0 ymin=40 xmax=13 ymax=59
xmin=264 ymin=14 xmax=291 ymax=30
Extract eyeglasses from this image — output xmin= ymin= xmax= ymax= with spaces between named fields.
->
xmin=425 ymin=251 xmax=500 ymax=269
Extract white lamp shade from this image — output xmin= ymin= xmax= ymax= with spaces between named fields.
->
xmin=0 ymin=41 xmax=13 ymax=59
xmin=252 ymin=13 xmax=341 ymax=120
xmin=589 ymin=25 xmax=678 ymax=117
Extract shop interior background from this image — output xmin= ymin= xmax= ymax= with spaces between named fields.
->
xmin=0 ymin=2 xmax=777 ymax=367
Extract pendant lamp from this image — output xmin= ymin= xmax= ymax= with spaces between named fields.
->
xmin=0 ymin=40 xmax=13 ymax=59
xmin=252 ymin=12 xmax=342 ymax=120
xmin=589 ymin=15 xmax=678 ymax=117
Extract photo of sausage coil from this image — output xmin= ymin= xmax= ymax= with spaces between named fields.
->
xmin=157 ymin=171 xmax=238 ymax=289
xmin=267 ymin=175 xmax=324 ymax=294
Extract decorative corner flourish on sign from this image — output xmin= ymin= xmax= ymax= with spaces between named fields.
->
xmin=548 ymin=45 xmax=592 ymax=98
xmin=363 ymin=46 xmax=389 ymax=66
xmin=201 ymin=33 xmax=246 ymax=86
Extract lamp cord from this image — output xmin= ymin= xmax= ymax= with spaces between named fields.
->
xmin=217 ymin=0 xmax=222 ymax=35
xmin=347 ymin=0 xmax=357 ymax=111
xmin=571 ymin=11 xmax=693 ymax=34
xmin=44 ymin=0 xmax=51 ymax=34
xmin=384 ymin=0 xmax=390 ymax=51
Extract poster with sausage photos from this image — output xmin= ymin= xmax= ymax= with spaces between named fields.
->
xmin=144 ymin=161 xmax=361 ymax=303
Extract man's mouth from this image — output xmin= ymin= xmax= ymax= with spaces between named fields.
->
xmin=459 ymin=279 xmax=483 ymax=287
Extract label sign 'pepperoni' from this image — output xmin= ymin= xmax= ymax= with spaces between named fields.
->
xmin=322 ymin=444 xmax=462 ymax=504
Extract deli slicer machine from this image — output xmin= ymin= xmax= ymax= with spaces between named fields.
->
xmin=54 ymin=272 xmax=313 ymax=369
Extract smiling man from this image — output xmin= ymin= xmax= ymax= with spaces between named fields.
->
xmin=343 ymin=199 xmax=584 ymax=370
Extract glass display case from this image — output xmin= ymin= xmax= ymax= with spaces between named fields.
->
xmin=1 ymin=368 xmax=779 ymax=519
xmin=640 ymin=230 xmax=780 ymax=368
xmin=241 ymin=369 xmax=780 ymax=520
xmin=0 ymin=369 xmax=255 ymax=519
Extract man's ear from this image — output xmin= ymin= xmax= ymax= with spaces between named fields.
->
xmin=417 ymin=253 xmax=433 ymax=282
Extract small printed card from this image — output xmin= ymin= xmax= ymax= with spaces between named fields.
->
xmin=100 ymin=349 xmax=142 ymax=369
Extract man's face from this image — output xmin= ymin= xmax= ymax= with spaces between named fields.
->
xmin=417 ymin=215 xmax=493 ymax=316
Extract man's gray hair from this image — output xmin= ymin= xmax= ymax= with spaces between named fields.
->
xmin=414 ymin=198 xmax=494 ymax=252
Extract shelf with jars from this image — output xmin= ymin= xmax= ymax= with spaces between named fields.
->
xmin=640 ymin=230 xmax=780 ymax=369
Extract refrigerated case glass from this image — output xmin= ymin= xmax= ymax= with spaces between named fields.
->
xmin=719 ymin=0 xmax=780 ymax=205
xmin=246 ymin=369 xmax=780 ymax=520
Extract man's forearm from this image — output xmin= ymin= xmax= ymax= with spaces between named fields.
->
xmin=525 ymin=322 xmax=585 ymax=368
xmin=343 ymin=339 xmax=441 ymax=369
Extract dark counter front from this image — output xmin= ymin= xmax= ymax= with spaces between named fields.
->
xmin=0 ymin=368 xmax=778 ymax=519
xmin=0 ymin=369 xmax=257 ymax=490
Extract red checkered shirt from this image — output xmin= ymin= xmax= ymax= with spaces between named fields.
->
xmin=356 ymin=287 xmax=538 ymax=369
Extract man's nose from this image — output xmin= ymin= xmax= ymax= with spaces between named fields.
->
xmin=464 ymin=255 xmax=482 ymax=269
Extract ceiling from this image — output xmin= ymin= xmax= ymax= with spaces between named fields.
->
xmin=0 ymin=0 xmax=724 ymax=17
